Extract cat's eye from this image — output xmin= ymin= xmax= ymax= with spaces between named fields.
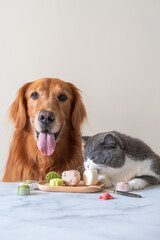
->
xmin=58 ymin=94 xmax=68 ymax=102
xmin=31 ymin=91 xmax=39 ymax=100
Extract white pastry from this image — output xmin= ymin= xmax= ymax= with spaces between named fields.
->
xmin=83 ymin=169 xmax=98 ymax=185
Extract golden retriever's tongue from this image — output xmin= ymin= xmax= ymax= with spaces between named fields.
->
xmin=37 ymin=132 xmax=56 ymax=156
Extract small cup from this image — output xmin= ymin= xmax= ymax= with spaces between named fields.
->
xmin=17 ymin=180 xmax=38 ymax=191
xmin=115 ymin=181 xmax=132 ymax=192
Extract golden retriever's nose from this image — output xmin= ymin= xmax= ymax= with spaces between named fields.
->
xmin=38 ymin=110 xmax=55 ymax=126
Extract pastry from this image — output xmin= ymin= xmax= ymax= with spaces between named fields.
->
xmin=83 ymin=169 xmax=98 ymax=185
xmin=62 ymin=170 xmax=80 ymax=186
xmin=46 ymin=171 xmax=62 ymax=182
xmin=50 ymin=178 xmax=64 ymax=186
xmin=17 ymin=185 xmax=30 ymax=195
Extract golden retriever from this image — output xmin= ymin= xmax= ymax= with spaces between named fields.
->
xmin=3 ymin=78 xmax=86 ymax=181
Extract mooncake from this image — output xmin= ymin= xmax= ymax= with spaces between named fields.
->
xmin=50 ymin=178 xmax=64 ymax=186
xmin=83 ymin=169 xmax=98 ymax=185
xmin=62 ymin=170 xmax=80 ymax=186
xmin=46 ymin=171 xmax=62 ymax=182
xmin=17 ymin=185 xmax=30 ymax=195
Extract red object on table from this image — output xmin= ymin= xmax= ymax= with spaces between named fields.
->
xmin=98 ymin=192 xmax=113 ymax=200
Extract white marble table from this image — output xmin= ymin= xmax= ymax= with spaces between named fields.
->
xmin=0 ymin=183 xmax=160 ymax=240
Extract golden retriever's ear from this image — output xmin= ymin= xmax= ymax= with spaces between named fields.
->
xmin=10 ymin=82 xmax=31 ymax=129
xmin=70 ymin=83 xmax=87 ymax=132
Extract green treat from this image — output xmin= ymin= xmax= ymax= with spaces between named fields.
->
xmin=50 ymin=178 xmax=63 ymax=186
xmin=17 ymin=185 xmax=30 ymax=195
xmin=46 ymin=171 xmax=62 ymax=182
xmin=22 ymin=180 xmax=32 ymax=184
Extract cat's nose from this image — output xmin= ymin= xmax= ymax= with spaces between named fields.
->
xmin=86 ymin=164 xmax=90 ymax=168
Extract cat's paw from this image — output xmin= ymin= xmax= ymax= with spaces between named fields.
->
xmin=98 ymin=176 xmax=112 ymax=187
xmin=129 ymin=178 xmax=148 ymax=190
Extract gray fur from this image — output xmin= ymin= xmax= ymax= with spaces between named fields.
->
xmin=82 ymin=131 xmax=160 ymax=186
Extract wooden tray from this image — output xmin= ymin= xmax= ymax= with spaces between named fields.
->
xmin=37 ymin=180 xmax=104 ymax=193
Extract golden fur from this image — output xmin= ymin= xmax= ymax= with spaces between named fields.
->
xmin=3 ymin=78 xmax=86 ymax=182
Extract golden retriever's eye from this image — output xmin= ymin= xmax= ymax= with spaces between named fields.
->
xmin=30 ymin=92 xmax=39 ymax=100
xmin=58 ymin=94 xmax=68 ymax=102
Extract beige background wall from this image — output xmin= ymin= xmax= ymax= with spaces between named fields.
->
xmin=0 ymin=0 xmax=160 ymax=180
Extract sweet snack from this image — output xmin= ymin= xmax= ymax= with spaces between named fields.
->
xmin=62 ymin=170 xmax=80 ymax=186
xmin=115 ymin=182 xmax=132 ymax=192
xmin=23 ymin=180 xmax=32 ymax=184
xmin=83 ymin=169 xmax=98 ymax=185
xmin=17 ymin=185 xmax=30 ymax=195
xmin=50 ymin=178 xmax=64 ymax=186
xmin=46 ymin=171 xmax=62 ymax=182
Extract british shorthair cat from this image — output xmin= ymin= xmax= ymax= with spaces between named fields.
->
xmin=82 ymin=131 xmax=160 ymax=189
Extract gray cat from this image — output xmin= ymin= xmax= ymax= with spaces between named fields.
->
xmin=82 ymin=131 xmax=160 ymax=189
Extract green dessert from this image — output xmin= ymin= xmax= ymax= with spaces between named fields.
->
xmin=17 ymin=185 xmax=30 ymax=195
xmin=22 ymin=180 xmax=32 ymax=184
xmin=46 ymin=171 xmax=62 ymax=182
xmin=50 ymin=178 xmax=64 ymax=186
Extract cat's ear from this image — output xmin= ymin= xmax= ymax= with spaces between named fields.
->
xmin=81 ymin=136 xmax=90 ymax=144
xmin=103 ymin=134 xmax=116 ymax=148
